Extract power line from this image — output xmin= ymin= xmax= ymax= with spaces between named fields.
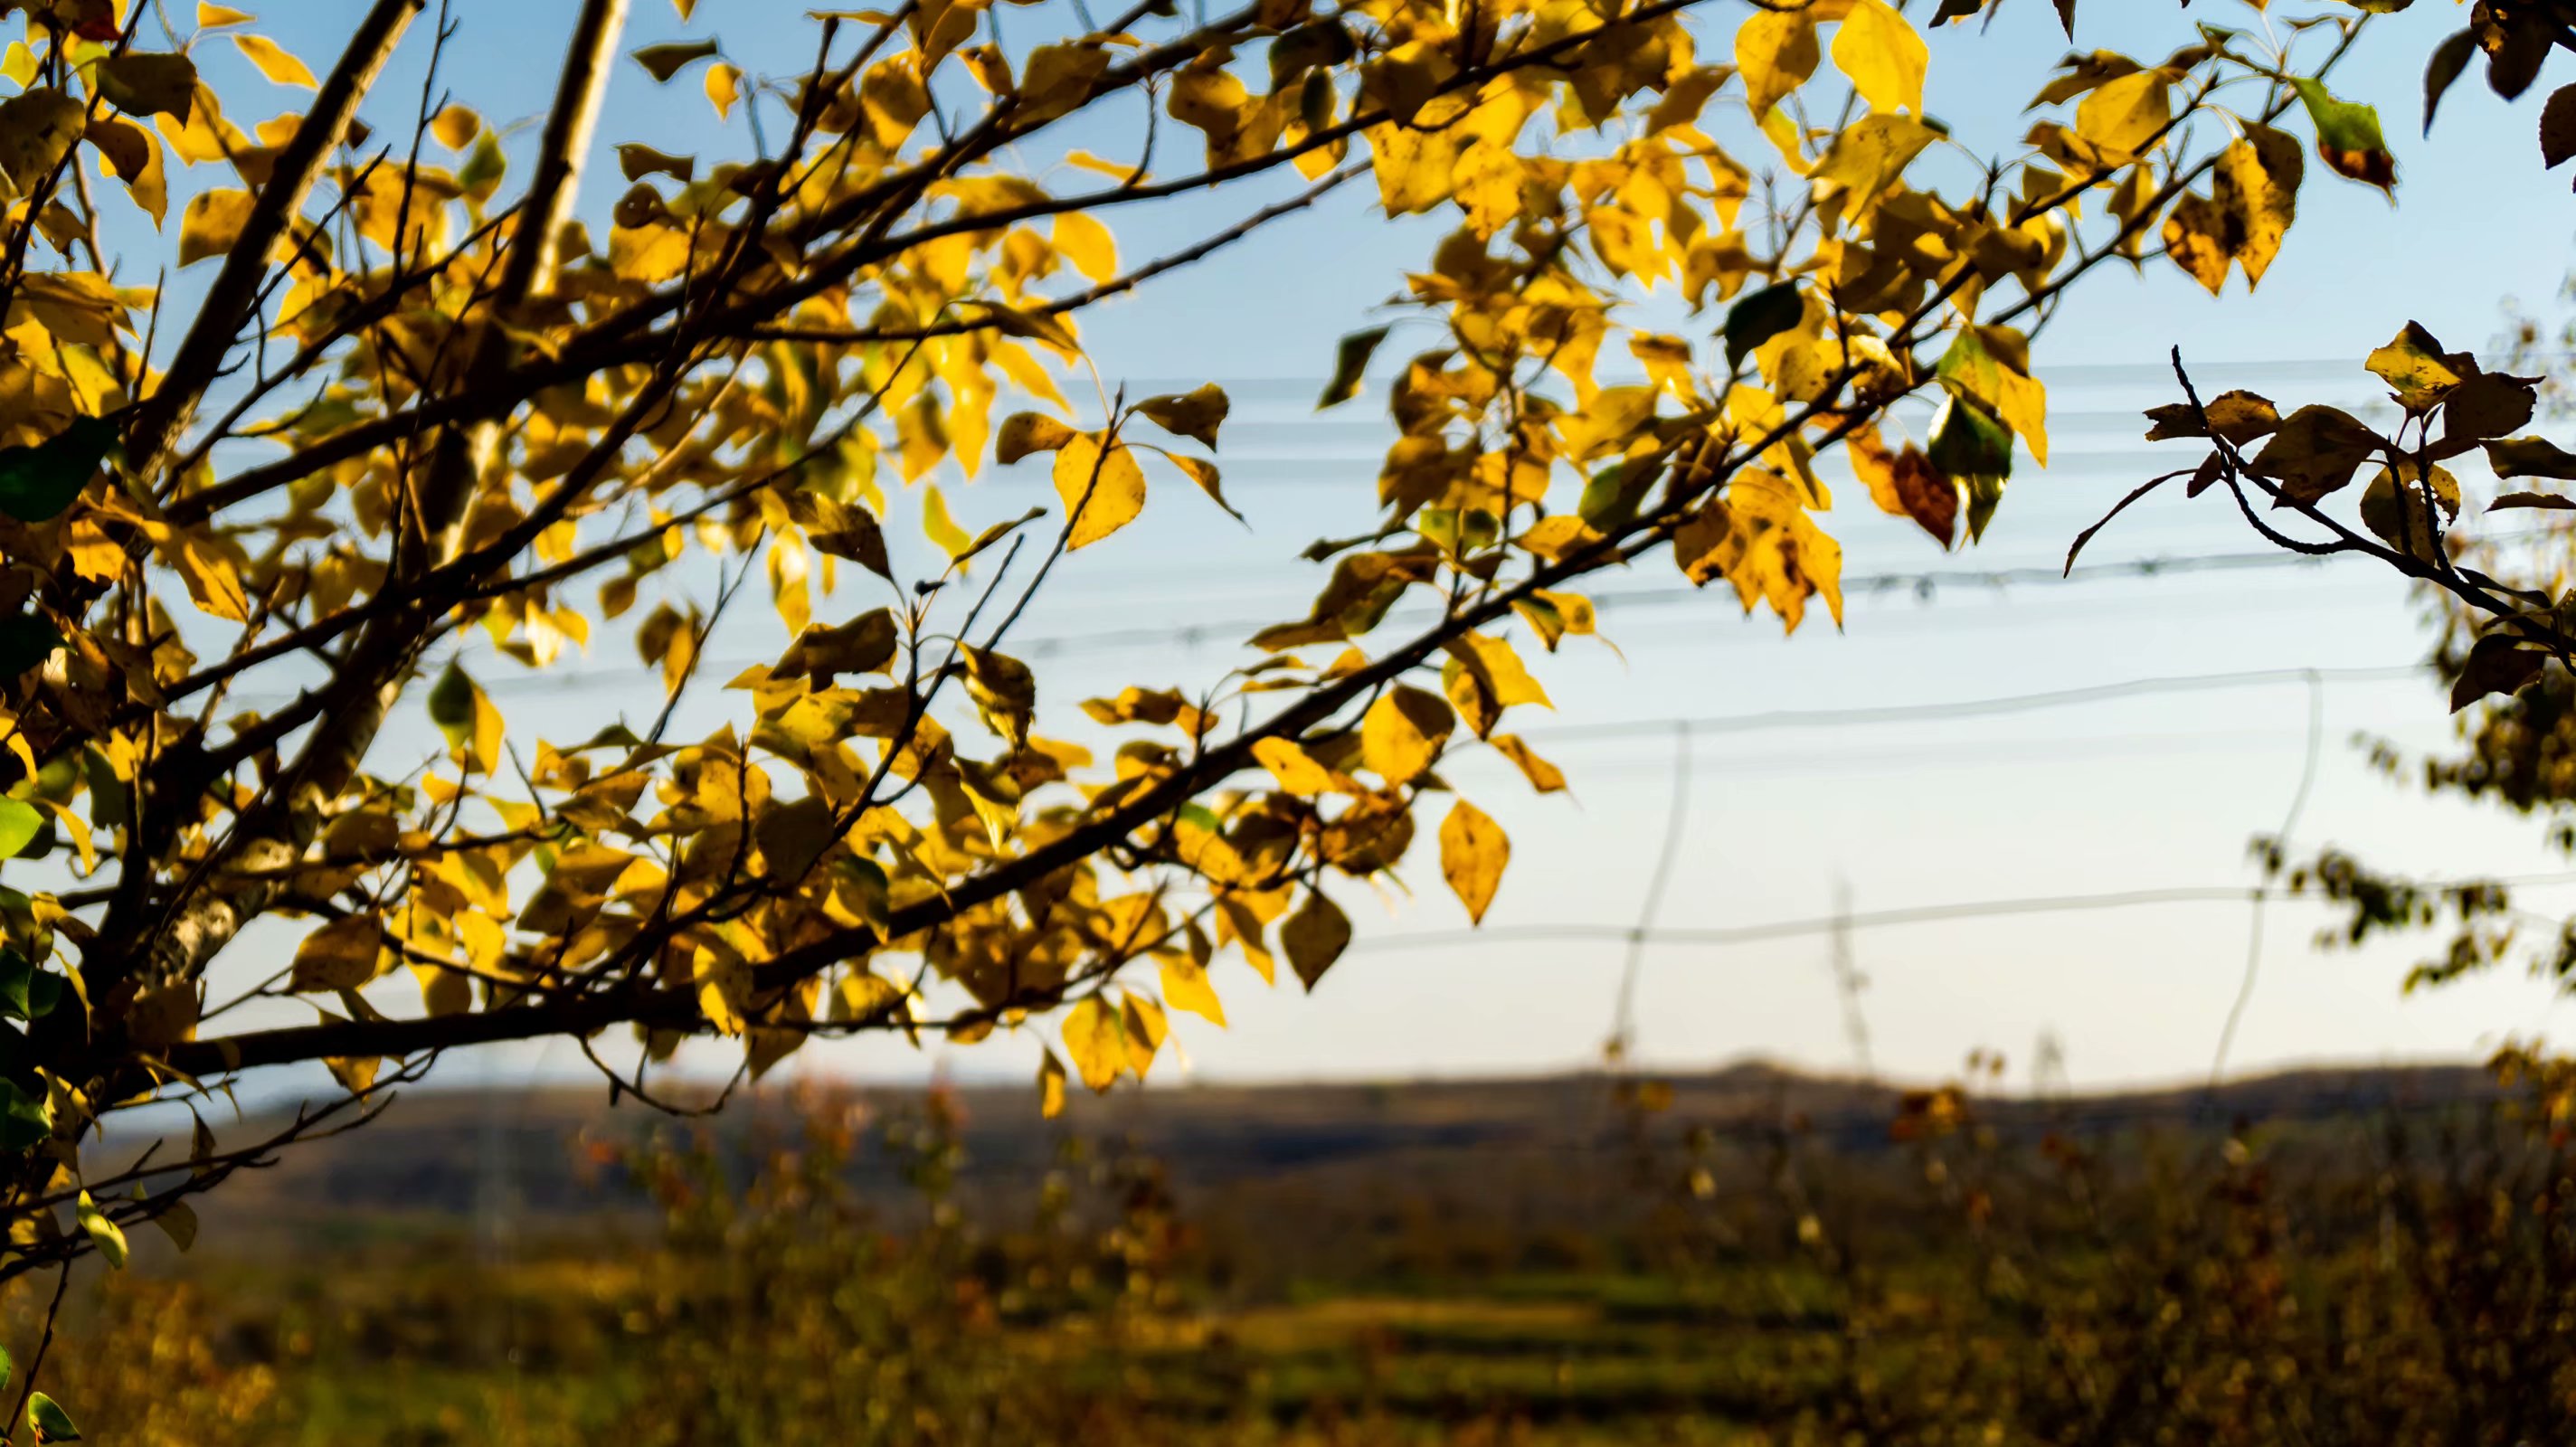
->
xmin=1001 ymin=548 xmax=2345 ymax=657
xmin=412 ymin=547 xmax=2358 ymax=703
xmin=1349 ymin=872 xmax=2576 ymax=959
xmin=1513 ymin=725 xmax=2351 ymax=786
xmin=1524 ymin=663 xmax=2420 ymax=744
xmin=1100 ymin=357 xmax=2394 ymax=393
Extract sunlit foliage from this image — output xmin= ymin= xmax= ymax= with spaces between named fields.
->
xmin=0 ymin=3 xmax=2432 ymax=1418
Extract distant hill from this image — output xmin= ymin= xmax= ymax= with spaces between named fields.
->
xmin=161 ymin=1058 xmax=2502 ymax=1274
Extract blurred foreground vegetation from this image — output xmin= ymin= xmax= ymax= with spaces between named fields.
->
xmin=23 ymin=1058 xmax=2576 ymax=1445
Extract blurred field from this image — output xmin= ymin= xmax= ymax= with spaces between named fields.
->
xmin=21 ymin=1059 xmax=2571 ymax=1445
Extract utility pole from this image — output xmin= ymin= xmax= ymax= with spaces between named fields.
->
xmin=1827 ymin=877 xmax=1876 ymax=1085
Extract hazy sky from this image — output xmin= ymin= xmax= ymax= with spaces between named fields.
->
xmin=204 ymin=0 xmax=2576 ymax=1100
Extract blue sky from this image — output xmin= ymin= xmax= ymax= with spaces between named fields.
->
xmin=195 ymin=0 xmax=2576 ymax=1098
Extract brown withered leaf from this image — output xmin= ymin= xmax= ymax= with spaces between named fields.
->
xmin=2248 ymin=405 xmax=2382 ymax=504
xmin=2203 ymin=390 xmax=2282 ymax=445
xmin=2452 ymin=631 xmax=2549 ymax=713
xmin=1849 ymin=425 xmax=1956 ymax=548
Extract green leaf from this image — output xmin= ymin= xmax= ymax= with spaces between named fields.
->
xmin=0 ymin=800 xmax=38 ymax=861
xmin=1317 ymin=326 xmax=1388 ymax=410
xmin=76 ymin=1191 xmax=126 ymax=1269
xmin=0 ymin=950 xmax=32 ymax=1020
xmin=27 ymin=1391 xmax=78 ymax=1442
xmin=80 ymin=748 xmax=125 ymax=835
xmin=0 ymin=614 xmax=60 ymax=679
xmin=1577 ymin=457 xmax=1663 ymax=530
xmin=831 ymin=856 xmax=890 ymax=935
xmin=426 ymin=659 xmax=475 ymax=752
xmin=1721 ymin=280 xmax=1803 ymax=370
xmin=2289 ymin=77 xmax=2393 ymax=189
xmin=1937 ymin=327 xmax=2048 ymax=462
xmin=0 ymin=416 xmax=116 ymax=523
xmin=1928 ymin=394 xmax=2012 ymax=542
xmin=458 ymin=131 xmax=506 ymax=201
xmin=94 ymin=52 xmax=196 ymax=119
xmin=0 ymin=1077 xmax=51 ymax=1152
xmin=0 ymin=951 xmax=59 ymax=1025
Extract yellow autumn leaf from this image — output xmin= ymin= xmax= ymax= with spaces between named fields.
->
xmin=1360 ymin=685 xmax=1454 ymax=785
xmin=1133 ymin=383 xmax=1228 ymax=449
xmin=2161 ymin=193 xmax=2231 ymax=295
xmin=1038 ymin=1049 xmax=1068 ymax=1118
xmin=706 ymin=61 xmax=741 ymax=119
xmin=1439 ymin=799 xmax=1508 ymax=925
xmin=996 ymin=411 xmax=1076 ymax=464
xmin=1492 ymin=734 xmax=1567 ymax=794
xmin=2075 ymin=71 xmax=2171 ymax=160
xmin=1160 ymin=954 xmax=1226 ymax=1026
xmin=696 ymin=962 xmax=748 ymax=1036
xmin=1830 ymin=0 xmax=1925 ymax=116
xmin=414 ymin=964 xmax=472 ymax=1017
xmin=2217 ymin=126 xmax=2302 ymax=288
xmin=923 ymin=484 xmax=972 ymax=560
xmin=175 ymin=536 xmax=251 ymax=622
xmin=470 ymin=679 xmax=506 ymax=777
xmin=1121 ymin=993 xmax=1167 ymax=1076
xmin=1736 ymin=9 xmax=1818 ymax=118
xmin=1053 ymin=209 xmax=1117 ymax=284
xmin=1164 ymin=454 xmax=1242 ymax=523
xmin=1062 ymin=995 xmax=1124 ymax=1092
xmin=289 ymin=913 xmax=385 ymax=993
xmin=177 ymin=187 xmax=254 ymax=268
xmin=1445 ymin=631 xmax=1551 ymax=708
xmin=1053 ymin=434 xmax=1147 ymax=548
xmin=232 ymin=34 xmax=318 ymax=90
xmin=430 ymin=104 xmax=479 ymax=149
xmin=1808 ymin=113 xmax=1938 ymax=212
xmin=1533 ymin=590 xmax=1597 ymax=637
xmin=84 ymin=115 xmax=149 ymax=186
xmin=835 ymin=972 xmax=906 ymax=1024
xmin=1253 ymin=735 xmax=1342 ymax=796
xmin=0 ymin=89 xmax=85 ymax=190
